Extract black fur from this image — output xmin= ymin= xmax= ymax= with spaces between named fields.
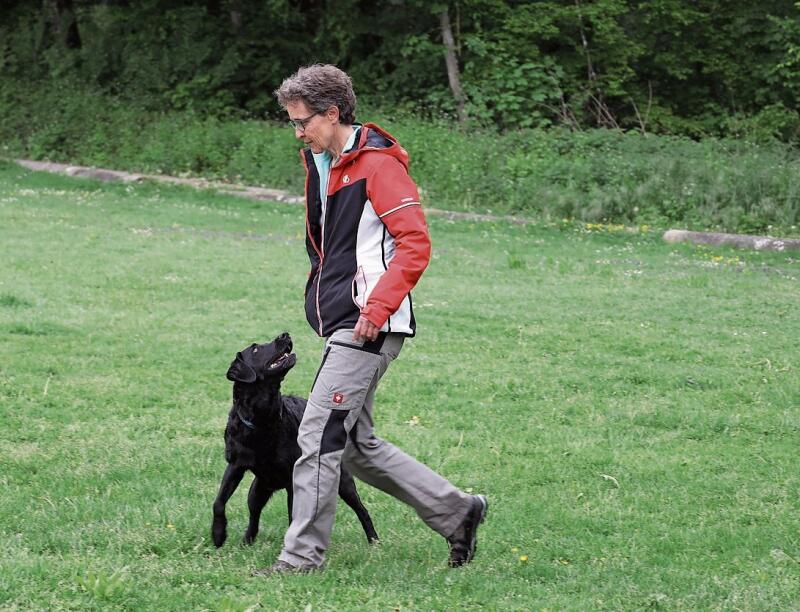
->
xmin=211 ymin=332 xmax=379 ymax=547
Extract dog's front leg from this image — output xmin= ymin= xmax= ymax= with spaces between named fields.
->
xmin=211 ymin=463 xmax=246 ymax=547
xmin=243 ymin=477 xmax=274 ymax=545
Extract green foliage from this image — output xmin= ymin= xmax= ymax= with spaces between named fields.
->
xmin=0 ymin=294 xmax=34 ymax=308
xmin=726 ymin=103 xmax=800 ymax=143
xmin=76 ymin=567 xmax=130 ymax=601
xmin=215 ymin=596 xmax=260 ymax=612
xmin=486 ymin=129 xmax=800 ymax=233
xmin=768 ymin=5 xmax=800 ymax=110
xmin=2 ymin=80 xmax=799 ymax=235
xmin=2 ymin=0 xmax=800 ymax=136
xmin=462 ymin=45 xmax=564 ymax=129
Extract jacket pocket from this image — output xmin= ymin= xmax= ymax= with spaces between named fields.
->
xmin=352 ymin=266 xmax=367 ymax=309
xmin=309 ymin=342 xmax=381 ymax=411
xmin=352 ymin=267 xmax=385 ymax=309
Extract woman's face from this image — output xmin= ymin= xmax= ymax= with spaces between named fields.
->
xmin=285 ymin=99 xmax=334 ymax=155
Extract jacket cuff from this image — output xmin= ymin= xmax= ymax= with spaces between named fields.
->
xmin=360 ymin=305 xmax=387 ymax=329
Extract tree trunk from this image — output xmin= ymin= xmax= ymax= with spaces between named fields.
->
xmin=36 ymin=0 xmax=53 ymax=59
xmin=230 ymin=0 xmax=243 ymax=34
xmin=54 ymin=0 xmax=81 ymax=49
xmin=440 ymin=8 xmax=466 ymax=123
xmin=573 ymin=0 xmax=618 ymax=128
xmin=206 ymin=0 xmax=222 ymax=17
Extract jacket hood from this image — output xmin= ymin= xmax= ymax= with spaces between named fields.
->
xmin=338 ymin=122 xmax=410 ymax=171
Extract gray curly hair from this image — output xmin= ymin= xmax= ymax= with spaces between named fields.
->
xmin=274 ymin=64 xmax=357 ymax=124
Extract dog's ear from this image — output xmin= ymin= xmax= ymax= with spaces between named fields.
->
xmin=226 ymin=353 xmax=257 ymax=383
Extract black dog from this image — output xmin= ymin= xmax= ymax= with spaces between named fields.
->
xmin=211 ymin=332 xmax=379 ymax=548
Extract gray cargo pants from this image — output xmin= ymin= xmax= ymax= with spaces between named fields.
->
xmin=278 ymin=328 xmax=472 ymax=568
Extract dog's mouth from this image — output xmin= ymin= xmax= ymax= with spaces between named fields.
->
xmin=267 ymin=350 xmax=296 ymax=372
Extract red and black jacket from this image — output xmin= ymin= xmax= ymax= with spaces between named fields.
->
xmin=302 ymin=123 xmax=430 ymax=337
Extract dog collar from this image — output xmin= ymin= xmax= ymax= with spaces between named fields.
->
xmin=237 ymin=411 xmax=256 ymax=430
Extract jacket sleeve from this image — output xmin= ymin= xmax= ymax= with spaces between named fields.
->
xmin=360 ymin=156 xmax=431 ymax=328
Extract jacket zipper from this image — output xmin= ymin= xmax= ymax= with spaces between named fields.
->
xmin=314 ymin=165 xmax=333 ymax=336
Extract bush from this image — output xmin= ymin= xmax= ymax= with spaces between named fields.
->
xmin=1 ymin=79 xmax=798 ymax=235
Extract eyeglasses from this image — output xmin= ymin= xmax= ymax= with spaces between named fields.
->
xmin=288 ymin=112 xmax=320 ymax=132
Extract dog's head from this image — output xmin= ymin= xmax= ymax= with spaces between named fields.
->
xmin=226 ymin=332 xmax=297 ymax=384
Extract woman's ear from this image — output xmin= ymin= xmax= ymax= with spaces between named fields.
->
xmin=326 ymin=105 xmax=340 ymax=123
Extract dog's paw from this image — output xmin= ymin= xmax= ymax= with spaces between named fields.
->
xmin=242 ymin=529 xmax=257 ymax=545
xmin=211 ymin=522 xmax=228 ymax=548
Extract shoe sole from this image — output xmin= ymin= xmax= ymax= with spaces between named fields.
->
xmin=466 ymin=495 xmax=488 ymax=563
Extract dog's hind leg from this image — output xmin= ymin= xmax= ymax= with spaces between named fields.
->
xmin=212 ymin=464 xmax=246 ymax=548
xmin=286 ymin=487 xmax=294 ymax=524
xmin=243 ymin=477 xmax=274 ymax=545
xmin=338 ymin=469 xmax=379 ymax=544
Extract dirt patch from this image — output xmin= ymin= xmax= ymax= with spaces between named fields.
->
xmin=663 ymin=229 xmax=800 ymax=252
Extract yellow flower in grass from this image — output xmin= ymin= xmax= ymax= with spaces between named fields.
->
xmin=519 ymin=555 xmax=529 ymax=562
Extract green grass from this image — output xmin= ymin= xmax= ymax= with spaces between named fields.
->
xmin=1 ymin=160 xmax=799 ymax=610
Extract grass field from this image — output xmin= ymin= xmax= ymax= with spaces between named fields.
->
xmin=0 ymin=160 xmax=798 ymax=610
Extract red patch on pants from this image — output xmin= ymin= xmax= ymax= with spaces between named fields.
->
xmin=333 ymin=392 xmax=345 ymax=405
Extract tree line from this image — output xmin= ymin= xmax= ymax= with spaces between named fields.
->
xmin=2 ymin=0 xmax=799 ymax=139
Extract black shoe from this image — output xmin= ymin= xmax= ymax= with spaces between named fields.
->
xmin=252 ymin=560 xmax=316 ymax=576
xmin=447 ymin=494 xmax=488 ymax=567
